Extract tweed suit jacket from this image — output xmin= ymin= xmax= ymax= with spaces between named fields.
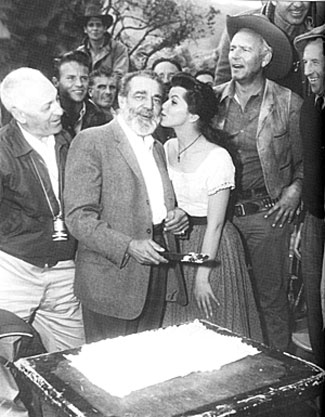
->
xmin=64 ymin=118 xmax=182 ymax=319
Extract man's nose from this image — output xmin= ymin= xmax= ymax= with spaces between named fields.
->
xmin=75 ymin=77 xmax=84 ymax=86
xmin=292 ymin=2 xmax=305 ymax=8
xmin=54 ymin=101 xmax=63 ymax=116
xmin=304 ymin=61 xmax=313 ymax=76
xmin=144 ymin=96 xmax=154 ymax=109
xmin=230 ymin=48 xmax=239 ymax=59
xmin=161 ymin=74 xmax=170 ymax=84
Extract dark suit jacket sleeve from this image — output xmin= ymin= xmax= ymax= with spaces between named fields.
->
xmin=64 ymin=130 xmax=132 ymax=268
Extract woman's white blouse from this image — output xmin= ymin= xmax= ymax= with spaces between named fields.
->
xmin=165 ymin=139 xmax=235 ymax=217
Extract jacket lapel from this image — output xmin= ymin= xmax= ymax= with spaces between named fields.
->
xmin=112 ymin=119 xmax=174 ymax=210
xmin=112 ymin=119 xmax=145 ymax=182
xmin=152 ymin=142 xmax=174 ymax=211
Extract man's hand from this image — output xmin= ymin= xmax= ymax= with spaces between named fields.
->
xmin=264 ymin=182 xmax=301 ymax=228
xmin=163 ymin=208 xmax=189 ymax=235
xmin=127 ymin=239 xmax=168 ymax=265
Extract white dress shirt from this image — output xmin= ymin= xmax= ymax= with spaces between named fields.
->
xmin=117 ymin=115 xmax=167 ymax=225
xmin=18 ymin=124 xmax=59 ymax=200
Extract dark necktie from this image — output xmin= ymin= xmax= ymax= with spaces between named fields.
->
xmin=315 ymin=96 xmax=324 ymax=112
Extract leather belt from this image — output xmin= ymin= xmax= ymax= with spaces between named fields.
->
xmin=190 ymin=216 xmax=207 ymax=225
xmin=234 ymin=196 xmax=279 ymax=217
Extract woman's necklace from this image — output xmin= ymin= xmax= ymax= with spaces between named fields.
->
xmin=177 ymin=134 xmax=201 ymax=162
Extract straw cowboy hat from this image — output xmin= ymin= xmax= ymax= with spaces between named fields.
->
xmin=226 ymin=14 xmax=293 ymax=81
xmin=78 ymin=4 xmax=113 ymax=28
xmin=294 ymin=23 xmax=325 ymax=56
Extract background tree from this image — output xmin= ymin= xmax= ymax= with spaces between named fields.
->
xmin=0 ymin=0 xmax=220 ymax=80
xmin=104 ymin=0 xmax=219 ymax=67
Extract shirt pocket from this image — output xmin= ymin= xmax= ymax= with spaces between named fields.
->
xmin=273 ymin=130 xmax=291 ymax=171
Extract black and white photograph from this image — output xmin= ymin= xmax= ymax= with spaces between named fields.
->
xmin=0 ymin=1 xmax=324 ymax=416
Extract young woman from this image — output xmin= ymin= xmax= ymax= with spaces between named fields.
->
xmin=161 ymin=73 xmax=262 ymax=340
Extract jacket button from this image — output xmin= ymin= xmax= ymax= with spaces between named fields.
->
xmin=146 ymin=228 xmax=151 ymax=234
xmin=146 ymin=199 xmax=150 ymax=205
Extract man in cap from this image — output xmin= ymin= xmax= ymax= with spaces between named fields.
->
xmin=214 ymin=2 xmax=324 ymax=97
xmin=294 ymin=24 xmax=325 ymax=367
xmin=0 ymin=67 xmax=85 ymax=415
xmin=64 ymin=70 xmax=188 ymax=343
xmin=77 ymin=4 xmax=129 ymax=78
xmin=214 ymin=15 xmax=303 ymax=351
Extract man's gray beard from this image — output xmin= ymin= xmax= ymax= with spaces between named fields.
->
xmin=125 ymin=109 xmax=160 ymax=136
xmin=130 ymin=117 xmax=158 ymax=136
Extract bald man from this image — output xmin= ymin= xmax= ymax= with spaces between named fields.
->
xmin=0 ymin=67 xmax=84 ymax=416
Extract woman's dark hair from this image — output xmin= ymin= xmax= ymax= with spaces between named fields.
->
xmin=170 ymin=72 xmax=223 ymax=144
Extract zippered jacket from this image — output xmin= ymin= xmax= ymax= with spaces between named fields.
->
xmin=0 ymin=120 xmax=76 ymax=267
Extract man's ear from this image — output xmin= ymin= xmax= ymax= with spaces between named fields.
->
xmin=261 ymin=50 xmax=272 ymax=69
xmin=11 ymin=107 xmax=26 ymax=125
xmin=118 ymin=95 xmax=126 ymax=110
xmin=52 ymin=76 xmax=59 ymax=88
xmin=88 ymin=87 xmax=93 ymax=98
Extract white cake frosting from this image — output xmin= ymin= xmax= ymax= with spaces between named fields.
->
xmin=66 ymin=320 xmax=259 ymax=397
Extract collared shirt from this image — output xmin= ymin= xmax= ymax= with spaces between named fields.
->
xmin=223 ymin=81 xmax=265 ymax=192
xmin=74 ymin=102 xmax=87 ymax=136
xmin=315 ymin=94 xmax=325 ymax=111
xmin=117 ymin=115 xmax=167 ymax=225
xmin=18 ymin=124 xmax=59 ymax=199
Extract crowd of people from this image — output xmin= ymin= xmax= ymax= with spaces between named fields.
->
xmin=0 ymin=1 xmax=324 ymax=416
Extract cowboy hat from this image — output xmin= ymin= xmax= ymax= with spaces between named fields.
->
xmin=78 ymin=4 xmax=113 ymax=28
xmin=294 ymin=23 xmax=325 ymax=56
xmin=226 ymin=14 xmax=293 ymax=81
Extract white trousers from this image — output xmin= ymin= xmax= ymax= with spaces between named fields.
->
xmin=0 ymin=250 xmax=85 ymax=416
xmin=0 ymin=250 xmax=85 ymax=352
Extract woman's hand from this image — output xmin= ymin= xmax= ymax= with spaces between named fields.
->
xmin=194 ymin=272 xmax=220 ymax=319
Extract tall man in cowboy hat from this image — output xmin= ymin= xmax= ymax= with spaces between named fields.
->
xmin=77 ymin=4 xmax=129 ymax=79
xmin=214 ymin=2 xmax=324 ymax=98
xmin=214 ymin=15 xmax=303 ymax=351
xmin=294 ymin=24 xmax=325 ymax=367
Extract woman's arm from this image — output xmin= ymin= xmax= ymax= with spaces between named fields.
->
xmin=194 ymin=188 xmax=230 ymax=318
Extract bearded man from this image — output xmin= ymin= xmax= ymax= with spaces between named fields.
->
xmin=64 ymin=70 xmax=188 ymax=342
